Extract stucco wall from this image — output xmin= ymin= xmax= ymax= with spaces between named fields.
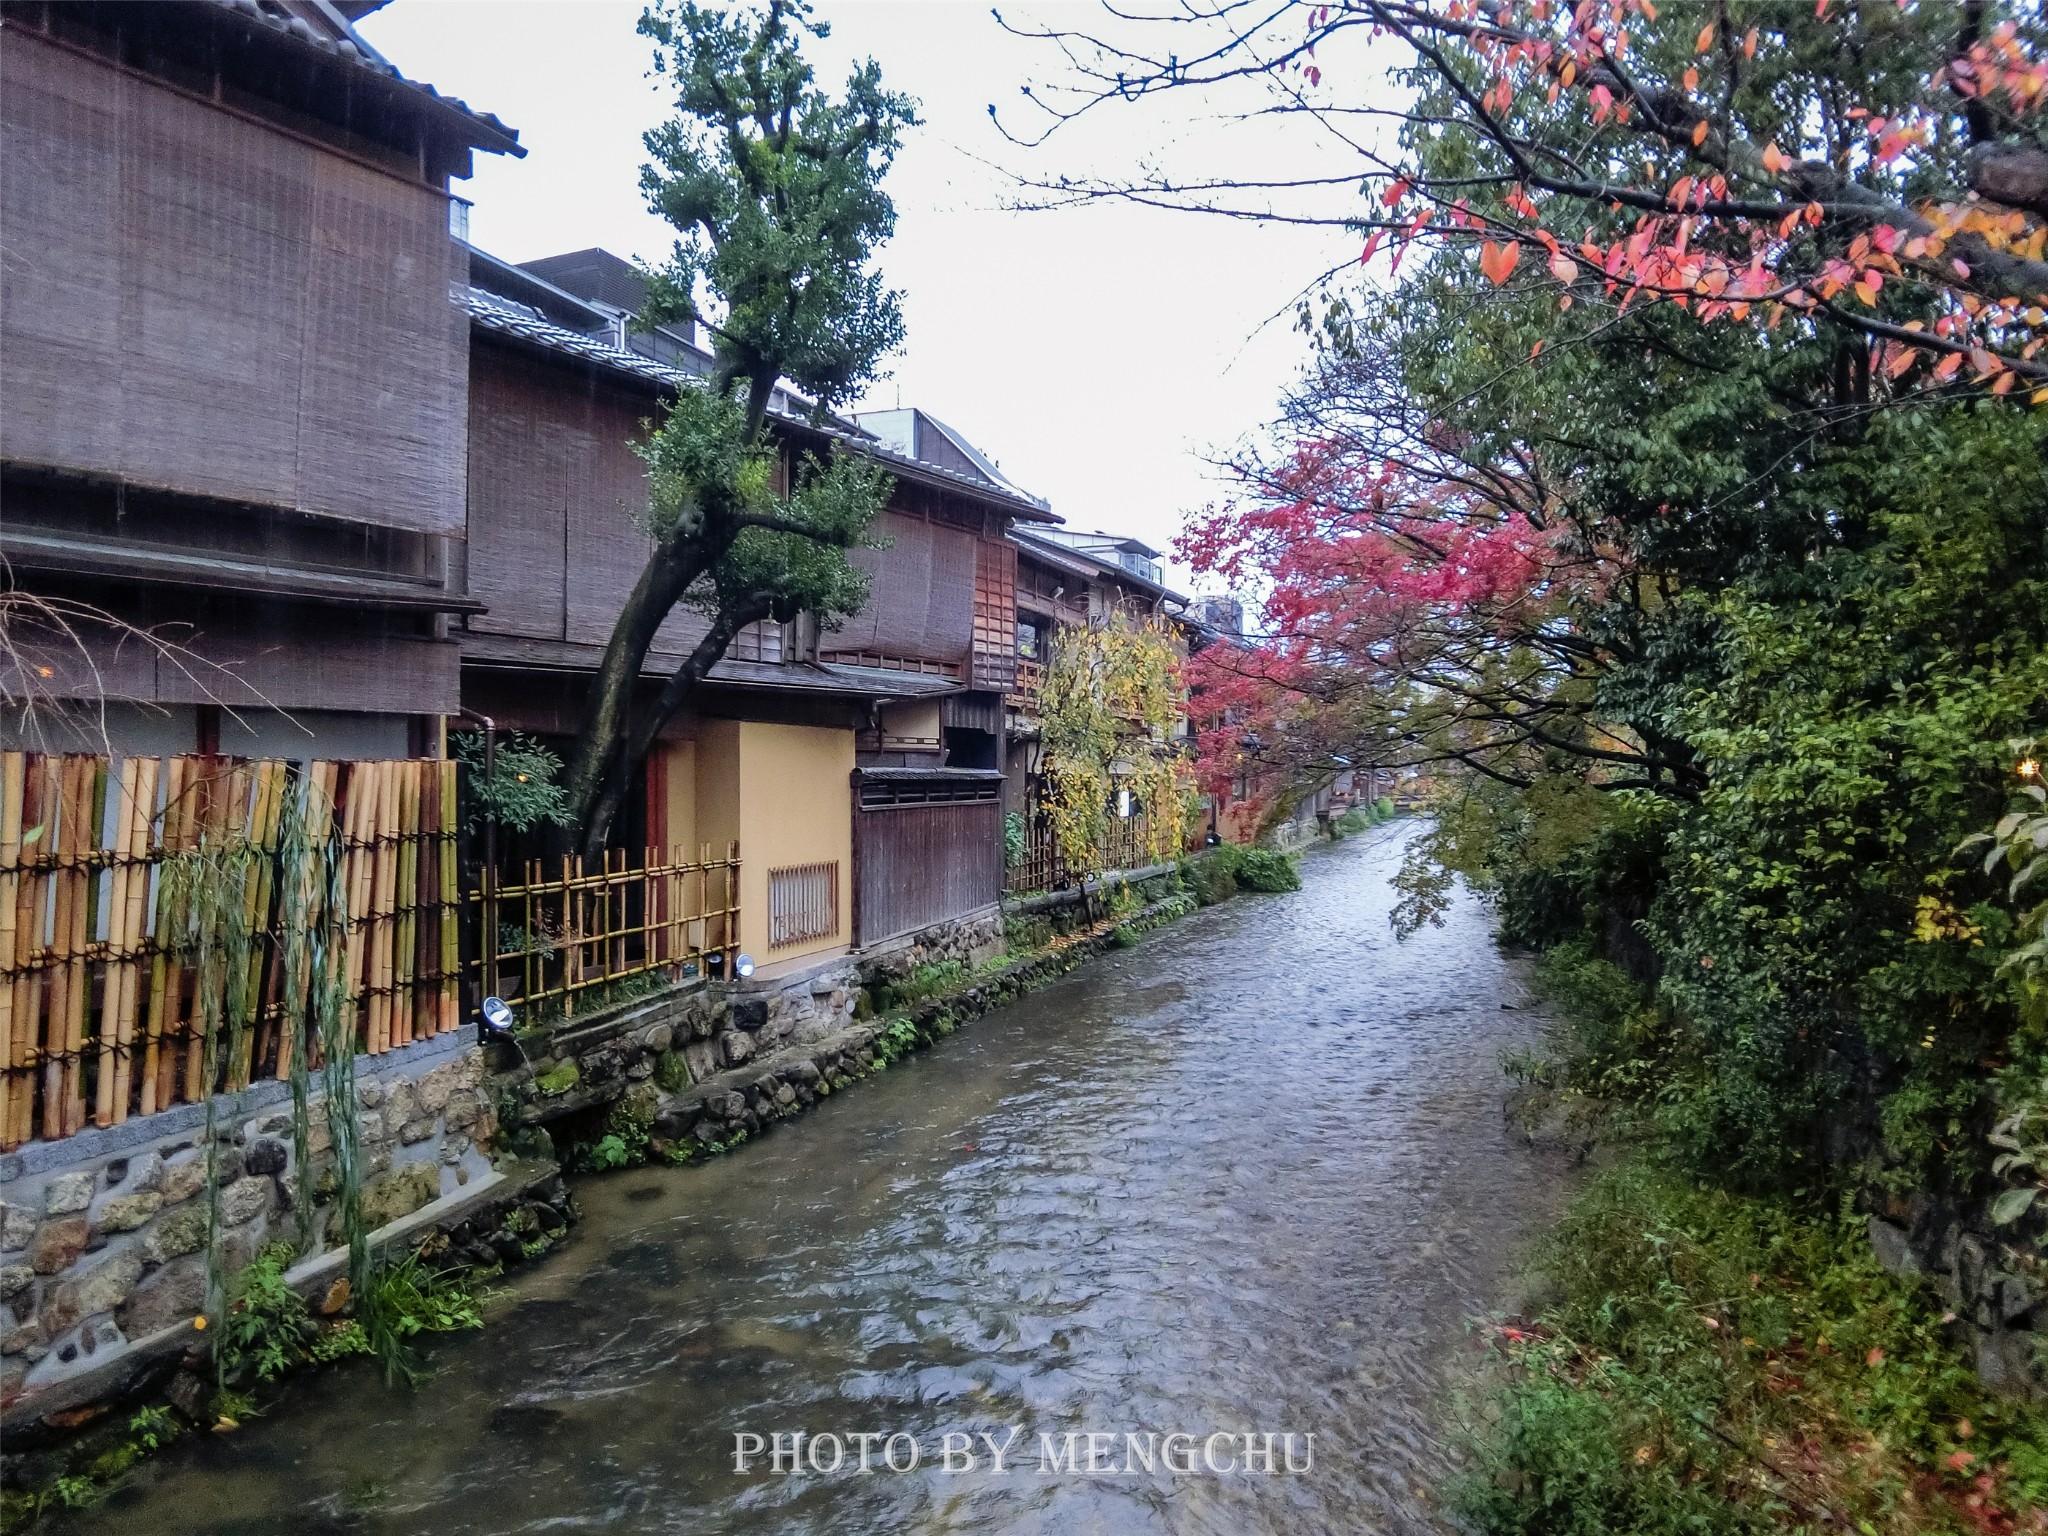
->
xmin=691 ymin=719 xmax=854 ymax=964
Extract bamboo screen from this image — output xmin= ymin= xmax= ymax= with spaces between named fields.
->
xmin=0 ymin=32 xmax=467 ymax=535
xmin=477 ymin=844 xmax=741 ymax=1025
xmin=0 ymin=754 xmax=461 ymax=1151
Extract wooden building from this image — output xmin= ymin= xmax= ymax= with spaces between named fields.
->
xmin=0 ymin=0 xmax=521 ymax=757
xmin=1002 ymin=525 xmax=1189 ymax=820
xmin=455 ymin=252 xmax=1060 ymax=971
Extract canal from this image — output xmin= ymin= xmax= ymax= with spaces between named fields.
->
xmin=65 ymin=824 xmax=1575 ymax=1535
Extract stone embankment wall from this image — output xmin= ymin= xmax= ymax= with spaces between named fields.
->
xmin=0 ymin=1033 xmax=503 ymax=1430
xmin=1868 ymin=1201 xmax=2048 ymax=1399
xmin=491 ymin=907 xmax=1007 ymax=1143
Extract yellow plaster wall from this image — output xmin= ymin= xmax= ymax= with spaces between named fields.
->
xmin=692 ymin=718 xmax=853 ymax=964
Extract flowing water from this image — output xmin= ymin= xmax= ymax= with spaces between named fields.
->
xmin=64 ymin=824 xmax=1576 ymax=1536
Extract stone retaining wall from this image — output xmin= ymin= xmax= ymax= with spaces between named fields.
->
xmin=494 ymin=907 xmax=1007 ymax=1141
xmin=0 ymin=1032 xmax=499 ymax=1429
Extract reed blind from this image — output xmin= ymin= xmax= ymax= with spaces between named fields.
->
xmin=0 ymin=32 xmax=467 ymax=535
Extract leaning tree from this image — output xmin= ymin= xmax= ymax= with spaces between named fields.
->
xmin=561 ymin=0 xmax=918 ymax=855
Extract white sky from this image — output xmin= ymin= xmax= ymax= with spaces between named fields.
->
xmin=357 ymin=1 xmax=1367 ymax=593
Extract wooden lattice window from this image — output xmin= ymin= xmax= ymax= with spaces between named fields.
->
xmin=768 ymin=861 xmax=840 ymax=948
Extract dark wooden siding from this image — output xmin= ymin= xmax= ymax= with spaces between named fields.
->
xmin=0 ymin=31 xmax=468 ymax=535
xmin=854 ymin=801 xmax=1002 ymax=945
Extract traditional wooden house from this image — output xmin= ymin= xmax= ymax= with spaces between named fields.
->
xmin=0 ymin=0 xmax=521 ymax=758
xmin=456 ymin=250 xmax=1060 ymax=974
xmin=1002 ymin=525 xmax=1188 ymax=815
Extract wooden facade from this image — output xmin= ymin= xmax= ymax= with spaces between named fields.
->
xmin=852 ymin=776 xmax=1004 ymax=947
xmin=0 ymin=3 xmax=518 ymax=741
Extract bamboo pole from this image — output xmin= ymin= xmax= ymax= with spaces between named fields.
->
xmin=107 ymin=755 xmax=160 ymax=1122
xmin=14 ymin=757 xmax=54 ymax=1146
xmin=140 ymin=756 xmax=186 ymax=1118
xmin=437 ymin=759 xmax=459 ymax=1033
xmin=341 ymin=761 xmax=378 ymax=1056
xmin=42 ymin=757 xmax=81 ymax=1137
xmin=371 ymin=760 xmax=401 ymax=1052
xmin=392 ymin=760 xmax=419 ymax=1048
xmin=0 ymin=754 xmax=22 ymax=1148
xmin=93 ymin=757 xmax=138 ymax=1126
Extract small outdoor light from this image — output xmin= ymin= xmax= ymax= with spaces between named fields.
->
xmin=735 ymin=953 xmax=756 ymax=979
xmin=706 ymin=952 xmax=725 ymax=980
xmin=479 ymin=996 xmax=515 ymax=1041
xmin=2021 ymin=755 xmax=2043 ymax=782
xmin=1114 ymin=787 xmax=1134 ymax=819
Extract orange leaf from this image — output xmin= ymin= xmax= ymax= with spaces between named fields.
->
xmin=1743 ymin=27 xmax=1758 ymax=59
xmin=1933 ymin=351 xmax=1963 ymax=381
xmin=1696 ymin=22 xmax=1715 ymax=52
xmin=1479 ymin=240 xmax=1521 ymax=284
xmin=1530 ymin=339 xmax=1544 ymax=357
xmin=1692 ymin=118 xmax=1710 ymax=146
xmin=1762 ymin=142 xmax=1789 ymax=175
xmin=1886 ymin=344 xmax=1918 ymax=378
xmin=1549 ymin=252 xmax=1580 ymax=283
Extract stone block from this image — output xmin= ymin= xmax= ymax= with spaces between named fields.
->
xmin=418 ymin=1060 xmax=463 ymax=1112
xmin=122 ymin=1153 xmax=165 ymax=1194
xmin=399 ymin=1117 xmax=437 ymax=1146
xmin=143 ymin=1206 xmax=208 ymax=1264
xmin=42 ymin=1251 xmax=142 ymax=1335
xmin=720 ymin=1031 xmax=754 ymax=1068
xmin=42 ymin=1172 xmax=95 ymax=1216
xmin=244 ymin=1137 xmax=288 ymax=1176
xmin=732 ymin=998 xmax=769 ymax=1031
xmin=0 ymin=1202 xmax=34 ymax=1253
xmin=3 ymin=1320 xmax=47 ymax=1361
xmin=643 ymin=1023 xmax=673 ymax=1054
xmin=160 ymin=1157 xmax=206 ymax=1207
xmin=0 ymin=1265 xmax=32 ymax=1302
xmin=118 ymin=1256 xmax=206 ymax=1340
xmin=219 ymin=1177 xmax=273 ymax=1227
xmin=444 ymin=1091 xmax=482 ymax=1131
xmin=93 ymin=1191 xmax=162 ymax=1234
xmin=1868 ymin=1217 xmax=1920 ymax=1278
xmin=29 ymin=1217 xmax=89 ymax=1274
xmin=385 ymin=1082 xmax=420 ymax=1129
xmin=340 ymin=1161 xmax=441 ymax=1240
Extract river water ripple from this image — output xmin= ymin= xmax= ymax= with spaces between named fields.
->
xmin=64 ymin=824 xmax=1574 ymax=1536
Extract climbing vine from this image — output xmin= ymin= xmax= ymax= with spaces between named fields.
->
xmin=1037 ymin=615 xmax=1198 ymax=874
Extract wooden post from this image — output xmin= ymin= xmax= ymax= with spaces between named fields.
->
xmin=437 ymin=759 xmax=459 ymax=1033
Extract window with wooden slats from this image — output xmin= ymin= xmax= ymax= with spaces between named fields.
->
xmin=768 ymin=861 xmax=840 ymax=948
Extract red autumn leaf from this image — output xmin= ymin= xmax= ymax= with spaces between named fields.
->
xmin=1479 ymin=240 xmax=1521 ymax=284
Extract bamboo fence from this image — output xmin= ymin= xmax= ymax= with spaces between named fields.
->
xmin=475 ymin=843 xmax=740 ymax=1026
xmin=0 ymin=753 xmax=461 ymax=1150
xmin=1004 ymin=808 xmax=1157 ymax=896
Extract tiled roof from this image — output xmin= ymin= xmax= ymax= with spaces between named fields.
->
xmin=198 ymin=0 xmax=521 ymax=154
xmin=459 ymin=287 xmax=1058 ymax=520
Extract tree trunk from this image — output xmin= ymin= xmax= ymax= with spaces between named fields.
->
xmin=576 ymin=595 xmax=774 ymax=860
xmin=560 ymin=538 xmax=707 ymax=853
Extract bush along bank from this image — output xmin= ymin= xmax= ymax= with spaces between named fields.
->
xmin=1459 ymin=942 xmax=2048 ymax=1536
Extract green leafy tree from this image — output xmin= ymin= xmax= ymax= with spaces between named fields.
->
xmin=562 ymin=0 xmax=917 ymax=853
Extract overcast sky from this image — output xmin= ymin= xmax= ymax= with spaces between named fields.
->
xmin=358 ymin=1 xmax=1364 ymax=594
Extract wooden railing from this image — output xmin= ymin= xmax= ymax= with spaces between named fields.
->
xmin=0 ymin=753 xmax=460 ymax=1150
xmin=473 ymin=843 xmax=740 ymax=1026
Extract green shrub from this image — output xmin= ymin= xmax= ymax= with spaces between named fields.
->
xmin=1177 ymin=848 xmax=1240 ymax=905
xmin=1456 ymin=1164 xmax=2048 ymax=1533
xmin=1232 ymin=847 xmax=1301 ymax=893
